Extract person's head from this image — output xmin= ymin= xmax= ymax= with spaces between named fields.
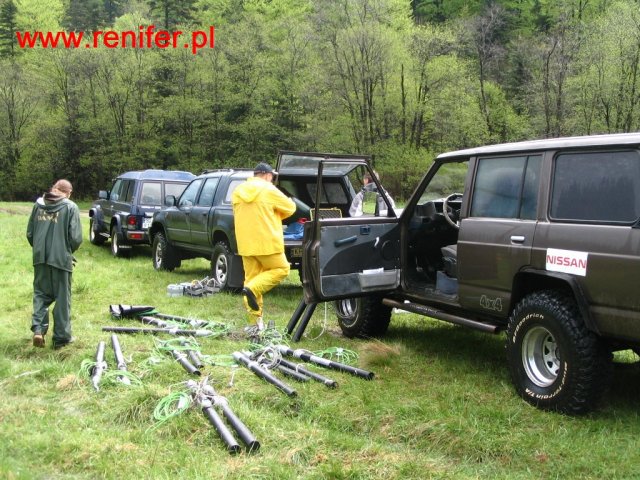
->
xmin=254 ymin=162 xmax=277 ymax=182
xmin=363 ymin=170 xmax=379 ymax=185
xmin=52 ymin=179 xmax=73 ymax=198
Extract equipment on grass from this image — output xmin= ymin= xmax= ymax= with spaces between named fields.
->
xmin=91 ymin=341 xmax=108 ymax=392
xmin=276 ymin=345 xmax=374 ymax=380
xmin=110 ymin=334 xmax=131 ymax=385
xmin=170 ymin=350 xmax=201 ymax=375
xmin=186 ymin=378 xmax=260 ymax=454
xmin=276 ymin=357 xmax=338 ymax=388
xmin=154 ymin=313 xmax=210 ymax=328
xmin=102 ymin=326 xmax=213 ymax=337
xmin=109 ymin=304 xmax=156 ymax=318
xmin=232 ymin=351 xmax=297 ymax=397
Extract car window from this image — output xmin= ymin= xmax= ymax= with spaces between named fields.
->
xmin=469 ymin=155 xmax=540 ymax=219
xmin=179 ymin=179 xmax=203 ymax=207
xmin=110 ymin=179 xmax=124 ymax=201
xmin=165 ymin=182 xmax=189 ymax=199
xmin=307 ymin=181 xmax=348 ymax=205
xmin=416 ymin=162 xmax=469 ymax=204
xmin=550 ymin=150 xmax=640 ymax=223
xmin=197 ymin=177 xmax=220 ymax=206
xmin=225 ymin=179 xmax=245 ymax=203
xmin=140 ymin=182 xmax=162 ymax=205
xmin=122 ymin=180 xmax=135 ymax=203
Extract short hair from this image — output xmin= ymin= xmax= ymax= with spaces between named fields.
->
xmin=52 ymin=179 xmax=73 ymax=194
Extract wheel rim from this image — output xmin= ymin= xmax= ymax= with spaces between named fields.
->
xmin=89 ymin=220 xmax=95 ymax=241
xmin=336 ymin=298 xmax=358 ymax=327
xmin=214 ymin=254 xmax=227 ymax=285
xmin=522 ymin=326 xmax=560 ymax=387
xmin=112 ymin=232 xmax=119 ymax=254
xmin=155 ymin=242 xmax=163 ymax=267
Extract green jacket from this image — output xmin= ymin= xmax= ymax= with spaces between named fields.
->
xmin=27 ymin=192 xmax=83 ymax=272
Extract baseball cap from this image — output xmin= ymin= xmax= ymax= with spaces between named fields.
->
xmin=254 ymin=162 xmax=277 ymax=175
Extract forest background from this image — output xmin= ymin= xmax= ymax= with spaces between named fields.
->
xmin=0 ymin=0 xmax=639 ymax=201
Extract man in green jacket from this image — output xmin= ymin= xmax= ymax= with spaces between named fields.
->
xmin=26 ymin=179 xmax=83 ymax=349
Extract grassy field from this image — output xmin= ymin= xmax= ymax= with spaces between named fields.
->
xmin=2 ymin=201 xmax=640 ymax=479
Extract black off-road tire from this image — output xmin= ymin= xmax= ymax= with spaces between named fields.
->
xmin=211 ymin=241 xmax=239 ymax=292
xmin=335 ymin=295 xmax=392 ymax=338
xmin=152 ymin=232 xmax=181 ymax=271
xmin=506 ymin=290 xmax=612 ymax=415
xmin=110 ymin=225 xmax=129 ymax=258
xmin=89 ymin=218 xmax=106 ymax=245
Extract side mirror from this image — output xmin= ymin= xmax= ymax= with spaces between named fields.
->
xmin=164 ymin=195 xmax=177 ymax=207
xmin=99 ymin=190 xmax=108 ymax=200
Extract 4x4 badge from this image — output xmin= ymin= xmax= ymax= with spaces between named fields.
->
xmin=480 ymin=295 xmax=503 ymax=312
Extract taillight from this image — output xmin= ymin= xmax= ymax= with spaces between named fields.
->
xmin=127 ymin=215 xmax=137 ymax=228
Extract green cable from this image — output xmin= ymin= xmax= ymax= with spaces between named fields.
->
xmin=148 ymin=389 xmax=193 ymax=431
xmin=314 ymin=347 xmax=359 ymax=364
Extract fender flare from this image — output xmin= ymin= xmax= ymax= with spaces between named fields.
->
xmin=518 ymin=268 xmax=597 ymax=333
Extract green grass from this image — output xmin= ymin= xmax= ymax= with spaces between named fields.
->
xmin=2 ymin=201 xmax=640 ymax=479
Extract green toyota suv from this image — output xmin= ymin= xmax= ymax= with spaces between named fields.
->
xmin=301 ymin=133 xmax=640 ymax=414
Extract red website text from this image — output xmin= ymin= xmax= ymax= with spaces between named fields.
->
xmin=16 ymin=25 xmax=215 ymax=55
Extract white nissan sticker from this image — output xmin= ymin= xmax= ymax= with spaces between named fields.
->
xmin=546 ymin=248 xmax=588 ymax=276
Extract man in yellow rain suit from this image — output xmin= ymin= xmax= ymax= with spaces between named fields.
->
xmin=232 ymin=162 xmax=296 ymax=330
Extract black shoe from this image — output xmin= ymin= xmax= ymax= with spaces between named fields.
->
xmin=53 ymin=337 xmax=76 ymax=350
xmin=242 ymin=287 xmax=259 ymax=311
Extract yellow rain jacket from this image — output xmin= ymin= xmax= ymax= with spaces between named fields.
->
xmin=232 ymin=177 xmax=296 ymax=256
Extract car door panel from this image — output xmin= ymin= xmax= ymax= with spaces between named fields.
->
xmin=305 ymin=218 xmax=400 ymax=301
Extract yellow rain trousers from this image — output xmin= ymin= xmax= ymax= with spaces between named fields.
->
xmin=232 ymin=176 xmax=296 ymax=322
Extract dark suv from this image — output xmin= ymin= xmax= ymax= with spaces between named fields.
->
xmin=89 ymin=169 xmax=195 ymax=257
xmin=301 ymin=133 xmax=640 ymax=414
xmin=149 ymin=152 xmax=370 ymax=290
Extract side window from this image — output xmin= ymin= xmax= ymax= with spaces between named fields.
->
xmin=165 ymin=182 xmax=189 ymax=199
xmin=470 ymin=155 xmax=541 ymax=219
xmin=197 ymin=178 xmax=220 ymax=206
xmin=550 ymin=150 xmax=640 ymax=223
xmin=179 ymin=179 xmax=203 ymax=207
xmin=110 ymin=179 xmax=124 ymax=201
xmin=140 ymin=182 xmax=162 ymax=205
xmin=122 ymin=180 xmax=135 ymax=203
xmin=225 ymin=179 xmax=245 ymax=203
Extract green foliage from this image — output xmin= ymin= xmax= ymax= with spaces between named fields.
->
xmin=5 ymin=0 xmax=640 ymax=200
xmin=0 ymin=0 xmax=17 ymax=57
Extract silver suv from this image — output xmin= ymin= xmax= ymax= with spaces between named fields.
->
xmin=301 ymin=133 xmax=640 ymax=414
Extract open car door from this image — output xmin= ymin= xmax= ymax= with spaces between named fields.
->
xmin=298 ymin=157 xmax=401 ymax=304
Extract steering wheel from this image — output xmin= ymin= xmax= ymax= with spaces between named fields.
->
xmin=443 ymin=193 xmax=463 ymax=229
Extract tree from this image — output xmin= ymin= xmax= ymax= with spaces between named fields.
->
xmin=0 ymin=0 xmax=17 ymax=58
xmin=147 ymin=0 xmax=196 ymax=29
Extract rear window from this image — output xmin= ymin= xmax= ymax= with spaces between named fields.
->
xmin=140 ymin=182 xmax=162 ymax=205
xmin=550 ymin=150 xmax=640 ymax=223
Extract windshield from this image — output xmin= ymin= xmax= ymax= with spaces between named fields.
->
xmin=279 ymin=153 xmax=367 ymax=176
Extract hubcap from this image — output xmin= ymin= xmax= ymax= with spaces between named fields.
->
xmin=155 ymin=243 xmax=163 ymax=266
xmin=112 ymin=232 xmax=119 ymax=254
xmin=522 ymin=326 xmax=560 ymax=387
xmin=336 ymin=298 xmax=358 ymax=326
xmin=214 ymin=254 xmax=227 ymax=285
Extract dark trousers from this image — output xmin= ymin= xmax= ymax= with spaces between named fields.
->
xmin=31 ymin=264 xmax=72 ymax=345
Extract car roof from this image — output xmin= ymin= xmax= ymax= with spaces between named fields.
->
xmin=118 ymin=169 xmax=195 ymax=181
xmin=437 ymin=132 xmax=640 ymax=160
xmin=196 ymin=168 xmax=253 ymax=179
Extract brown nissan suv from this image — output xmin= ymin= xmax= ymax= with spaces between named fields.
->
xmin=301 ymin=133 xmax=640 ymax=414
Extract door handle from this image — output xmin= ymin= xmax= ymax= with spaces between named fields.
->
xmin=334 ymin=235 xmax=357 ymax=247
xmin=510 ymin=235 xmax=525 ymax=244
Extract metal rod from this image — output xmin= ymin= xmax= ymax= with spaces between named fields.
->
xmin=292 ymin=302 xmax=317 ymax=342
xmin=201 ymin=407 xmax=241 ymax=455
xmin=232 ymin=351 xmax=297 ymax=397
xmin=276 ymin=345 xmax=374 ymax=380
xmin=277 ymin=358 xmax=338 ymax=388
